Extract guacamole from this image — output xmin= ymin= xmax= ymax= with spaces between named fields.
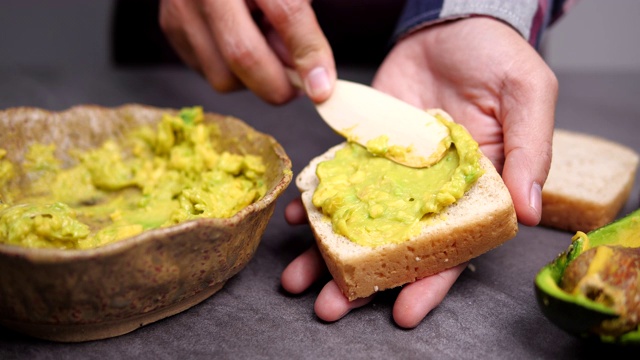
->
xmin=364 ymin=131 xmax=453 ymax=168
xmin=312 ymin=116 xmax=483 ymax=247
xmin=0 ymin=107 xmax=267 ymax=250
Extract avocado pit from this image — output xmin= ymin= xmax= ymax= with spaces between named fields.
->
xmin=561 ymin=245 xmax=640 ymax=336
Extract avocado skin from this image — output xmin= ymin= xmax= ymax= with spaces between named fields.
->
xmin=535 ymin=275 xmax=618 ymax=337
xmin=534 ymin=208 xmax=640 ymax=344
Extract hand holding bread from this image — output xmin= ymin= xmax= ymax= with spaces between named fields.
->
xmin=281 ymin=17 xmax=558 ymax=328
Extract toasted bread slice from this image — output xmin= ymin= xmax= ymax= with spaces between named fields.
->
xmin=540 ymin=129 xmax=639 ymax=232
xmin=297 ymin=142 xmax=518 ymax=301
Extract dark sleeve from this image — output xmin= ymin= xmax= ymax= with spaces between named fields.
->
xmin=392 ymin=0 xmax=576 ymax=49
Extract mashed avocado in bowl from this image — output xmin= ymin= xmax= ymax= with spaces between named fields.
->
xmin=0 ymin=104 xmax=292 ymax=342
xmin=0 ymin=106 xmax=270 ymax=249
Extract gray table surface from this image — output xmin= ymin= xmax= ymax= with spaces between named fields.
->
xmin=0 ymin=65 xmax=638 ymax=359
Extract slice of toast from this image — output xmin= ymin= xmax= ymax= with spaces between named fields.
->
xmin=541 ymin=129 xmax=639 ymax=232
xmin=297 ymin=142 xmax=518 ymax=301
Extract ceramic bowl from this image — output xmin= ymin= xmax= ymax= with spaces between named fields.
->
xmin=0 ymin=104 xmax=292 ymax=342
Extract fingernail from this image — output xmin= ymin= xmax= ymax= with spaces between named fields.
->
xmin=530 ymin=181 xmax=542 ymax=216
xmin=305 ymin=67 xmax=331 ymax=100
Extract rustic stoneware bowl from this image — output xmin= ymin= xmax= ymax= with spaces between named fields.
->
xmin=0 ymin=104 xmax=292 ymax=342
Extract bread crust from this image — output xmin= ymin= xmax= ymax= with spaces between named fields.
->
xmin=297 ymin=142 xmax=518 ymax=300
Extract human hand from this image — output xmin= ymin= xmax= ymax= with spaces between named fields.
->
xmin=281 ymin=17 xmax=557 ymax=328
xmin=159 ymin=0 xmax=336 ymax=104
xmin=373 ymin=17 xmax=558 ymax=226
xmin=281 ymin=198 xmax=468 ymax=328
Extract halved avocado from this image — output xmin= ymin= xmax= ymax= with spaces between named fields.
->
xmin=535 ymin=208 xmax=640 ymax=344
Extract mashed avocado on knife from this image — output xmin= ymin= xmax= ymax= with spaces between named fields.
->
xmin=0 ymin=107 xmax=267 ymax=250
xmin=312 ymin=116 xmax=483 ymax=247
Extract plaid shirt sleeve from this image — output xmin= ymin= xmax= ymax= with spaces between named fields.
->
xmin=392 ymin=0 xmax=577 ymax=49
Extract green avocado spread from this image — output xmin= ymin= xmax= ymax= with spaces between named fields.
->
xmin=312 ymin=115 xmax=483 ymax=247
xmin=0 ymin=107 xmax=267 ymax=250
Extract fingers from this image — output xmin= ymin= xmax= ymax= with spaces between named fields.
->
xmin=160 ymin=0 xmax=334 ymax=104
xmin=500 ymin=53 xmax=558 ymax=226
xmin=392 ymin=263 xmax=467 ymax=329
xmin=280 ymin=241 xmax=373 ymax=322
xmin=159 ymin=0 xmax=241 ymax=91
xmin=282 ymin=239 xmax=465 ymax=326
xmin=255 ymin=0 xmax=335 ymax=102
xmin=281 ymin=246 xmax=326 ymax=294
xmin=284 ymin=197 xmax=308 ymax=225
xmin=202 ymin=0 xmax=298 ymax=103
xmin=314 ymin=281 xmax=374 ymax=322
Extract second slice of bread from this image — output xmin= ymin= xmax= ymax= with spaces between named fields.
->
xmin=297 ymin=143 xmax=518 ymax=301
xmin=540 ymin=129 xmax=639 ymax=232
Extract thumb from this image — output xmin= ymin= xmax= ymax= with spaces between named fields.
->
xmin=501 ymin=66 xmax=558 ymax=226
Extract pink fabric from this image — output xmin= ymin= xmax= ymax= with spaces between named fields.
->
xmin=529 ymin=0 xmax=549 ymax=47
